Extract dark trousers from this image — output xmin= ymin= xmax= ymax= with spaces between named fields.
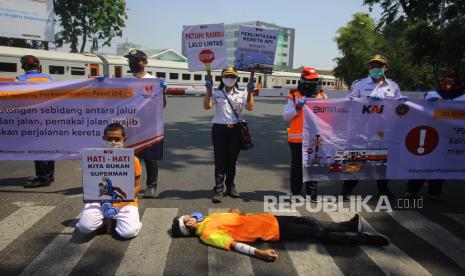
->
xmin=34 ymin=161 xmax=54 ymax=180
xmin=289 ymin=142 xmax=317 ymax=196
xmin=212 ymin=124 xmax=242 ymax=193
xmin=407 ymin=179 xmax=443 ymax=196
xmin=277 ymin=216 xmax=359 ymax=244
xmin=343 ymin=179 xmax=389 ymax=195
xmin=142 ymin=159 xmax=158 ymax=188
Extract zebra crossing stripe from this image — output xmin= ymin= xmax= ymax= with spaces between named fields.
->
xmin=208 ymin=208 xmax=254 ymax=276
xmin=326 ymin=211 xmax=432 ymax=276
xmin=389 ymin=210 xmax=465 ymax=271
xmin=0 ymin=206 xmax=55 ymax=252
xmin=19 ymin=215 xmax=94 ymax=276
xmin=115 ymin=208 xmax=178 ymax=276
xmin=276 ymin=211 xmax=344 ymax=276
xmin=444 ymin=213 xmax=465 ymax=227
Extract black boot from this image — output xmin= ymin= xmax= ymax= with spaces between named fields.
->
xmin=225 ymin=183 xmax=240 ymax=198
xmin=212 ymin=174 xmax=225 ymax=203
xmin=305 ymin=181 xmax=319 ymax=203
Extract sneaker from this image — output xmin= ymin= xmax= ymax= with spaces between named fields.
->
xmin=225 ymin=186 xmax=240 ymax=198
xmin=24 ymin=177 xmax=51 ymax=188
xmin=143 ymin=186 xmax=158 ymax=198
xmin=212 ymin=192 xmax=223 ymax=203
xmin=350 ymin=214 xmax=363 ymax=233
xmin=357 ymin=232 xmax=390 ymax=246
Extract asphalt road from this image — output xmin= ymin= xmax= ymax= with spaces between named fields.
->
xmin=1 ymin=96 xmax=465 ymax=276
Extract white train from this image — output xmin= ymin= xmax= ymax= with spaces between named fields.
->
xmin=0 ymin=45 xmax=344 ymax=94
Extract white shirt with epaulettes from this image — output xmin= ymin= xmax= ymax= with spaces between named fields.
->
xmin=349 ymin=76 xmax=402 ymax=99
xmin=211 ymin=87 xmax=248 ymax=124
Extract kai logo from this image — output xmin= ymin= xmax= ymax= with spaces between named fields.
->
xmin=362 ymin=104 xmax=384 ymax=114
xmin=144 ymin=85 xmax=154 ymax=95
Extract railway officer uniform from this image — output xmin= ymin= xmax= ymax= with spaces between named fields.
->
xmin=343 ymin=54 xmax=404 ymax=200
xmin=204 ymin=66 xmax=255 ymax=203
xmin=16 ymin=55 xmax=55 ymax=188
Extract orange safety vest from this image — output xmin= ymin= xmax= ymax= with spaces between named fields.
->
xmin=287 ymin=90 xmax=327 ymax=143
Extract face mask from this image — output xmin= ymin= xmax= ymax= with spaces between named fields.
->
xmin=190 ymin=212 xmax=204 ymax=222
xmin=369 ymin=68 xmax=385 ymax=79
xmin=103 ymin=140 xmax=124 ymax=148
xmin=129 ymin=61 xmax=143 ymax=73
xmin=300 ymin=80 xmax=319 ymax=96
xmin=222 ymin=78 xmax=236 ymax=88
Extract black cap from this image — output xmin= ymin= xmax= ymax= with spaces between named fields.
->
xmin=124 ymin=49 xmax=147 ymax=60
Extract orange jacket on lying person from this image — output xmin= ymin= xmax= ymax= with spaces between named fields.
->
xmin=171 ymin=209 xmax=389 ymax=262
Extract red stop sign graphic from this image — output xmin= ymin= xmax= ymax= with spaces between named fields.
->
xmin=405 ymin=125 xmax=439 ymax=156
xmin=199 ymin=50 xmax=215 ymax=64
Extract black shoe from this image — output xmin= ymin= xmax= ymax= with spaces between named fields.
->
xmin=24 ymin=177 xmax=51 ymax=188
xmin=350 ymin=214 xmax=363 ymax=233
xmin=212 ymin=192 xmax=223 ymax=203
xmin=357 ymin=232 xmax=390 ymax=246
xmin=143 ymin=186 xmax=158 ymax=198
xmin=308 ymin=194 xmax=320 ymax=203
xmin=225 ymin=186 xmax=240 ymax=198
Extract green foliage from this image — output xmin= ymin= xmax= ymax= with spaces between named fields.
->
xmin=335 ymin=1 xmax=465 ymax=90
xmin=54 ymin=0 xmax=127 ymax=53
xmin=334 ymin=13 xmax=379 ymax=86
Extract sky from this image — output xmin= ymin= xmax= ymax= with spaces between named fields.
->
xmin=104 ymin=0 xmax=382 ymax=70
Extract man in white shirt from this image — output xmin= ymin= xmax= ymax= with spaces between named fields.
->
xmin=343 ymin=54 xmax=405 ymax=201
xmin=125 ymin=49 xmax=167 ymax=198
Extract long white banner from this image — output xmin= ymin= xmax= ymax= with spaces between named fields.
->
xmin=0 ymin=78 xmax=164 ymax=160
xmin=302 ymin=98 xmax=465 ymax=180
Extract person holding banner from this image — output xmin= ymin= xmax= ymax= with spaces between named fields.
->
xmin=203 ymin=66 xmax=255 ymax=203
xmin=404 ymin=70 xmax=465 ymax=201
xmin=76 ymin=123 xmax=142 ymax=238
xmin=343 ymin=54 xmax=405 ymax=201
xmin=124 ymin=49 xmax=168 ymax=199
xmin=283 ymin=67 xmax=327 ymax=203
xmin=16 ymin=55 xmax=56 ymax=188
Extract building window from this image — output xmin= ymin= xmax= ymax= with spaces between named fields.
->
xmin=194 ymin=74 xmax=202 ymax=81
xmin=0 ymin=62 xmax=17 ymax=72
xmin=243 ymin=77 xmax=249 ymax=83
xmin=237 ymin=77 xmax=241 ymax=83
xmin=215 ymin=75 xmax=222 ymax=82
xmin=70 ymin=67 xmax=85 ymax=76
xmin=147 ymin=71 xmax=153 ymax=75
xmin=286 ymin=80 xmax=291 ymax=85
xmin=114 ymin=66 xmax=122 ymax=78
xmin=49 ymin=65 xmax=65 ymax=75
xmin=292 ymin=80 xmax=297 ymax=85
xmin=182 ymin=73 xmax=191 ymax=80
xmin=156 ymin=72 xmax=166 ymax=78
xmin=170 ymin=73 xmax=179 ymax=80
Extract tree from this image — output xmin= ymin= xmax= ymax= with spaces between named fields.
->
xmin=333 ymin=13 xmax=379 ymax=86
xmin=54 ymin=0 xmax=127 ymax=53
xmin=363 ymin=0 xmax=465 ymax=84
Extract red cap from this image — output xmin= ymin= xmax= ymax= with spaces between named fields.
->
xmin=301 ymin=67 xmax=319 ymax=80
